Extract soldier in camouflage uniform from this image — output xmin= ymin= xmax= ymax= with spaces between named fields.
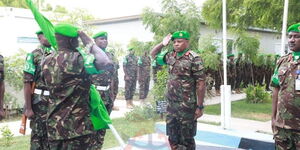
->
xmin=214 ymin=55 xmax=223 ymax=96
xmin=227 ymin=54 xmax=236 ymax=92
xmin=41 ymin=24 xmax=113 ymax=149
xmin=234 ymin=52 xmax=243 ymax=93
xmin=123 ymin=47 xmax=138 ymax=108
xmin=109 ymin=50 xmax=120 ymax=110
xmin=23 ymin=31 xmax=52 ymax=150
xmin=151 ymin=31 xmax=206 ymax=150
xmin=138 ymin=51 xmax=151 ymax=101
xmin=0 ymin=54 xmax=4 ymax=120
xmin=91 ymin=31 xmax=116 ymax=147
xmin=271 ymin=23 xmax=300 ymax=150
xmin=152 ymin=60 xmax=163 ymax=83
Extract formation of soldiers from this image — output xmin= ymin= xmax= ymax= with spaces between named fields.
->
xmin=204 ymin=52 xmax=279 ymax=95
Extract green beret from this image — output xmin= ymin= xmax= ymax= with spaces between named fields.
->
xmin=287 ymin=23 xmax=300 ymax=33
xmin=55 ymin=23 xmax=79 ymax=38
xmin=128 ymin=47 xmax=134 ymax=51
xmin=92 ymin=31 xmax=108 ymax=39
xmin=35 ymin=30 xmax=43 ymax=35
xmin=227 ymin=54 xmax=234 ymax=58
xmin=171 ymin=31 xmax=190 ymax=40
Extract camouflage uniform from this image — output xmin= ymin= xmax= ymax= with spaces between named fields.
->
xmin=234 ymin=55 xmax=243 ymax=91
xmin=0 ymin=55 xmax=4 ymax=81
xmin=138 ymin=55 xmax=151 ymax=99
xmin=41 ymin=48 xmax=101 ymax=150
xmin=0 ymin=55 xmax=4 ymax=121
xmin=157 ymin=50 xmax=205 ymax=150
xmin=90 ymin=51 xmax=115 ymax=147
xmin=271 ymin=53 xmax=300 ymax=150
xmin=23 ymin=45 xmax=51 ymax=150
xmin=227 ymin=59 xmax=236 ymax=90
xmin=214 ymin=60 xmax=223 ymax=95
xmin=123 ymin=54 xmax=138 ymax=100
xmin=152 ymin=60 xmax=163 ymax=83
xmin=111 ymin=56 xmax=119 ymax=101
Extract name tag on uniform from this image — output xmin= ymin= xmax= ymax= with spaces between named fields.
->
xmin=295 ymin=79 xmax=300 ymax=90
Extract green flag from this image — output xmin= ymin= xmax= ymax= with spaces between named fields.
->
xmin=89 ymin=84 xmax=112 ymax=130
xmin=25 ymin=0 xmax=57 ymax=50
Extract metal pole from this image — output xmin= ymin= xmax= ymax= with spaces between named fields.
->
xmin=108 ymin=124 xmax=126 ymax=149
xmin=280 ymin=0 xmax=289 ymax=56
xmin=221 ymin=0 xmax=231 ymax=129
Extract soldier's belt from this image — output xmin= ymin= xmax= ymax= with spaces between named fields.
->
xmin=96 ymin=85 xmax=110 ymax=91
xmin=34 ymin=89 xmax=50 ymax=96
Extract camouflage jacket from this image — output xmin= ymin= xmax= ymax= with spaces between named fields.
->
xmin=41 ymin=49 xmax=94 ymax=140
xmin=90 ymin=51 xmax=116 ymax=105
xmin=24 ymin=45 xmax=51 ymax=89
xmin=123 ymin=54 xmax=138 ymax=78
xmin=90 ymin=51 xmax=115 ymax=87
xmin=0 ymin=55 xmax=4 ymax=81
xmin=227 ymin=59 xmax=236 ymax=78
xmin=138 ymin=55 xmax=151 ymax=80
xmin=272 ymin=53 xmax=300 ymax=130
xmin=158 ymin=50 xmax=205 ymax=105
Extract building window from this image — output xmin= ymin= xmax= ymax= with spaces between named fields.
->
xmin=17 ymin=37 xmax=39 ymax=44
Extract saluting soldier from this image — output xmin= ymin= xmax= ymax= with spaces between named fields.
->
xmin=151 ymin=31 xmax=206 ymax=150
xmin=41 ymin=24 xmax=113 ymax=149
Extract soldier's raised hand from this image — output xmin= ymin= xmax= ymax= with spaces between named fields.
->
xmin=162 ymin=33 xmax=172 ymax=46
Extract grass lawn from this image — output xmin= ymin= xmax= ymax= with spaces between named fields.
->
xmin=204 ymin=99 xmax=272 ymax=121
xmin=0 ymin=118 xmax=159 ymax=150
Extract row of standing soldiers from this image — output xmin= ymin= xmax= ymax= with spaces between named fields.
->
xmin=205 ymin=53 xmax=278 ymax=95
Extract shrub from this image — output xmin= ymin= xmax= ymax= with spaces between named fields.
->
xmin=125 ymin=104 xmax=160 ymax=121
xmin=0 ymin=125 xmax=14 ymax=146
xmin=244 ymin=84 xmax=271 ymax=103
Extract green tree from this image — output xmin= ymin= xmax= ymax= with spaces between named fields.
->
xmin=51 ymin=8 xmax=95 ymax=35
xmin=107 ymin=42 xmax=125 ymax=60
xmin=142 ymin=0 xmax=201 ymax=50
xmin=198 ymin=35 xmax=220 ymax=71
xmin=235 ymin=33 xmax=260 ymax=61
xmin=202 ymin=0 xmax=300 ymax=31
xmin=53 ymin=5 xmax=67 ymax=13
xmin=0 ymin=0 xmax=27 ymax=8
xmin=127 ymin=38 xmax=152 ymax=56
xmin=4 ymin=49 xmax=26 ymax=91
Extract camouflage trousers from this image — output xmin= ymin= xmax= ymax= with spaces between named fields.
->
xmin=125 ymin=76 xmax=137 ymax=100
xmin=30 ymin=95 xmax=49 ymax=150
xmin=138 ymin=75 xmax=150 ymax=99
xmin=274 ymin=127 xmax=300 ymax=150
xmin=48 ymin=133 xmax=101 ymax=150
xmin=97 ymin=91 xmax=114 ymax=148
xmin=166 ymin=102 xmax=197 ymax=150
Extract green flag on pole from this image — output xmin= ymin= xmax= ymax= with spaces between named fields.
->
xmin=89 ymin=84 xmax=112 ymax=130
xmin=25 ymin=0 xmax=57 ymax=50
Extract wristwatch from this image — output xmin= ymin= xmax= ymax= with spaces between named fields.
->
xmin=197 ymin=105 xmax=204 ymax=110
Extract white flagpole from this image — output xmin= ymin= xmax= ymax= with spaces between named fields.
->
xmin=280 ymin=0 xmax=289 ymax=56
xmin=108 ymin=124 xmax=126 ymax=149
xmin=221 ymin=0 xmax=231 ymax=129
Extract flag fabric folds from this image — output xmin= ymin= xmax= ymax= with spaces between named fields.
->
xmin=89 ymin=84 xmax=112 ymax=130
xmin=25 ymin=0 xmax=57 ymax=50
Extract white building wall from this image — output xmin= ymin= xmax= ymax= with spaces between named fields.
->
xmin=0 ymin=7 xmax=40 ymax=57
xmin=92 ymin=19 xmax=154 ymax=47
